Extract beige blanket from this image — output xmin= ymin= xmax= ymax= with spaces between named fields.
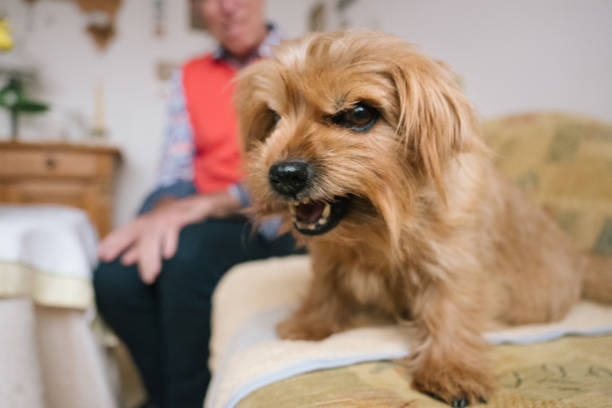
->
xmin=205 ymin=255 xmax=612 ymax=408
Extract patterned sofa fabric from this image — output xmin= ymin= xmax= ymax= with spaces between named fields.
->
xmin=240 ymin=335 xmax=612 ymax=408
xmin=482 ymin=112 xmax=612 ymax=255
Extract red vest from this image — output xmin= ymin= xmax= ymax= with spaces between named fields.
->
xmin=182 ymin=55 xmax=243 ymax=193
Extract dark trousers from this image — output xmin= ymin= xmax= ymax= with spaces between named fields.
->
xmin=93 ymin=218 xmax=298 ymax=407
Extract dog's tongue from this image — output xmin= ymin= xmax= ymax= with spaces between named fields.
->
xmin=296 ymin=201 xmax=325 ymax=223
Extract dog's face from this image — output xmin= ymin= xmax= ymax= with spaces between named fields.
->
xmin=235 ymin=30 xmax=478 ymax=243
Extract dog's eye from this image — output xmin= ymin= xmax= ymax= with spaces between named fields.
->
xmin=270 ymin=110 xmax=281 ymax=125
xmin=332 ymin=102 xmax=378 ymax=132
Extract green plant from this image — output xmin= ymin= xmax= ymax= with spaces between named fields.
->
xmin=0 ymin=76 xmax=49 ymax=139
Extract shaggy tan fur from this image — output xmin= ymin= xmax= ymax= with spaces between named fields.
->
xmin=234 ymin=29 xmax=612 ymax=405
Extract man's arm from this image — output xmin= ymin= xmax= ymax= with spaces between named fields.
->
xmin=154 ymin=70 xmax=195 ymax=191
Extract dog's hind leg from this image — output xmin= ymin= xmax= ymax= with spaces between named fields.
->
xmin=582 ymin=253 xmax=612 ymax=303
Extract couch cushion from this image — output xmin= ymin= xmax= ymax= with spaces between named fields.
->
xmin=482 ymin=112 xmax=612 ymax=255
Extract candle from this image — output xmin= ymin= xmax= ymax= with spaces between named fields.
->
xmin=94 ymin=81 xmax=105 ymax=131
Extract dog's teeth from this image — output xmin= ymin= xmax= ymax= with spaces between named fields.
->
xmin=289 ymin=205 xmax=296 ymax=215
xmin=308 ymin=224 xmax=316 ymax=230
xmin=322 ymin=203 xmax=331 ymax=218
xmin=318 ymin=217 xmax=327 ymax=225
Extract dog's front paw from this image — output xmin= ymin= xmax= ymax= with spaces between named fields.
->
xmin=412 ymin=362 xmax=494 ymax=406
xmin=275 ymin=316 xmax=335 ymax=341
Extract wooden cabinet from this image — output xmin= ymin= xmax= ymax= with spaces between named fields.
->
xmin=0 ymin=141 xmax=121 ymax=237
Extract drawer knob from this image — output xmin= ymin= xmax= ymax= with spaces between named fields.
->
xmin=45 ymin=157 xmax=57 ymax=169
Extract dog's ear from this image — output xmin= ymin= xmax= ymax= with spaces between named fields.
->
xmin=390 ymin=56 xmax=477 ymax=200
xmin=234 ymin=61 xmax=279 ymax=154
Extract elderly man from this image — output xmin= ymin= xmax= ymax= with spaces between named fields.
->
xmin=93 ymin=1 xmax=297 ymax=407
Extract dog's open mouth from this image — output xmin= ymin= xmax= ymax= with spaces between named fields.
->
xmin=289 ymin=196 xmax=350 ymax=236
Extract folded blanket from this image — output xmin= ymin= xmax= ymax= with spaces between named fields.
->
xmin=205 ymin=255 xmax=612 ymax=408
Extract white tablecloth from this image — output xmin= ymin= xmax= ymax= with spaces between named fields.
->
xmin=0 ymin=204 xmax=116 ymax=408
xmin=0 ymin=205 xmax=97 ymax=307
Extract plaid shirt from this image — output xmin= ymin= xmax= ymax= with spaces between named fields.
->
xmin=145 ymin=25 xmax=283 ymax=238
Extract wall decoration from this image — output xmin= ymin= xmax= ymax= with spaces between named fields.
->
xmin=336 ymin=0 xmax=357 ymax=29
xmin=308 ymin=0 xmax=360 ymax=32
xmin=85 ymin=17 xmax=115 ymax=50
xmin=153 ymin=0 xmax=165 ymax=37
xmin=308 ymin=2 xmax=326 ymax=32
xmin=75 ymin=0 xmax=121 ymax=18
xmin=156 ymin=60 xmax=179 ymax=82
xmin=74 ymin=0 xmax=122 ymax=50
xmin=189 ymin=0 xmax=206 ymax=31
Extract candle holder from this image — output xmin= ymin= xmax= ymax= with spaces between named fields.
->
xmin=90 ymin=125 xmax=107 ymax=139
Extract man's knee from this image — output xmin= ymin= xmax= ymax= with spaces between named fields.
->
xmin=168 ymin=221 xmax=244 ymax=268
xmin=160 ymin=221 xmax=247 ymax=294
xmin=93 ymin=259 xmax=142 ymax=310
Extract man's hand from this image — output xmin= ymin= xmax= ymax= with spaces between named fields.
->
xmin=97 ymin=192 xmax=241 ymax=284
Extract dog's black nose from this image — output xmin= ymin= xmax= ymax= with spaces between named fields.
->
xmin=269 ymin=160 xmax=312 ymax=197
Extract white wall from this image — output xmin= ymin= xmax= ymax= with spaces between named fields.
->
xmin=1 ymin=0 xmax=611 ymax=227
xmin=334 ymin=0 xmax=612 ymax=121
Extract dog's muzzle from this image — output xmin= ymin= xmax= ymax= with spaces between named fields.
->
xmin=268 ymin=159 xmax=350 ymax=236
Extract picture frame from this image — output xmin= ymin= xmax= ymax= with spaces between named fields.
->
xmin=189 ymin=0 xmax=206 ymax=31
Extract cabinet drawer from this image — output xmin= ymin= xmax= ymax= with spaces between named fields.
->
xmin=3 ymin=180 xmax=89 ymax=209
xmin=0 ymin=150 xmax=99 ymax=178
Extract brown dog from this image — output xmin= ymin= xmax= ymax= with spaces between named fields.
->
xmin=234 ymin=29 xmax=612 ymax=406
